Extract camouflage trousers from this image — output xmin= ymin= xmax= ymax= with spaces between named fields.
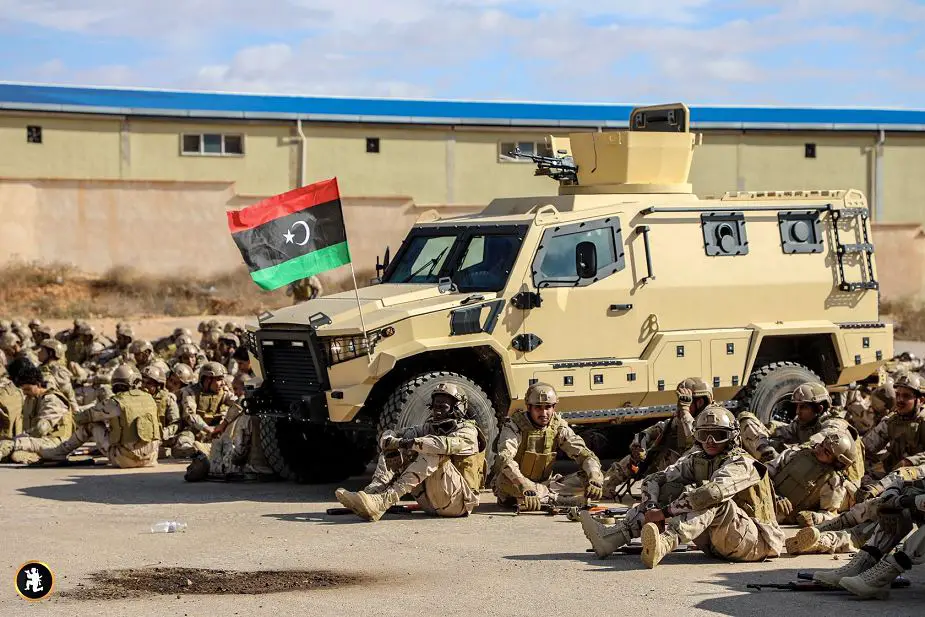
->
xmin=617 ymin=499 xmax=784 ymax=562
xmin=208 ymin=415 xmax=273 ymax=476
xmin=15 ymin=423 xmax=158 ymax=468
xmin=369 ymin=450 xmax=478 ymax=517
xmin=168 ymin=429 xmax=207 ymax=459
xmin=0 ymin=435 xmax=65 ymax=463
xmin=602 ymin=450 xmax=681 ymax=500
xmin=493 ymin=470 xmax=591 ymax=507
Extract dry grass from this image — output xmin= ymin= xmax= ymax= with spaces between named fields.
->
xmin=0 ymin=259 xmax=378 ymax=320
xmin=881 ymin=298 xmax=925 ymax=341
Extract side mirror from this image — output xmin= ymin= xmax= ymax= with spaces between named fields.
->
xmin=376 ymin=246 xmax=392 ymax=277
xmin=576 ymin=241 xmax=598 ymax=279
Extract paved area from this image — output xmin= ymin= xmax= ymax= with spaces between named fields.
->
xmin=2 ymin=464 xmax=923 ymax=616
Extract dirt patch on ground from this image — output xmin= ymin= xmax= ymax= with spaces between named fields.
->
xmin=60 ymin=567 xmax=364 ymax=600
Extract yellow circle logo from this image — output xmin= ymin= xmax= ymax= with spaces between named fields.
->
xmin=15 ymin=562 xmax=54 ymax=601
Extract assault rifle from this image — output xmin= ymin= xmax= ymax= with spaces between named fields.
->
xmin=326 ymin=504 xmax=419 ymax=516
xmin=509 ymin=147 xmax=578 ymax=185
xmin=613 ymin=417 xmax=674 ymax=501
xmin=748 ymin=572 xmax=910 ymax=591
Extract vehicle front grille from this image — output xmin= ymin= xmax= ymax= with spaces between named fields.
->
xmin=258 ymin=334 xmax=327 ymax=407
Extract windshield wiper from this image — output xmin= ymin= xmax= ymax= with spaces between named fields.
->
xmin=398 ymin=246 xmax=449 ymax=283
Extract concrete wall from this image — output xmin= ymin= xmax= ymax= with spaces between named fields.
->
xmin=871 ymin=222 xmax=925 ymax=302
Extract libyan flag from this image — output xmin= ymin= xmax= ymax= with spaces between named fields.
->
xmin=227 ymin=178 xmax=351 ymax=290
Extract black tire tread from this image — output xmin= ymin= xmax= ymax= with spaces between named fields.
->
xmin=739 ymin=361 xmax=820 ymax=424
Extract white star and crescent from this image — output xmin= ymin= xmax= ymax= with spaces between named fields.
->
xmin=283 ymin=220 xmax=311 ymax=246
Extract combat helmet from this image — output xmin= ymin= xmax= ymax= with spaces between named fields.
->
xmin=525 ymin=382 xmax=558 ymax=406
xmin=678 ymin=376 xmax=714 ymax=404
xmin=813 ymin=430 xmax=856 ymax=469
xmin=129 ymin=339 xmax=154 ymax=355
xmin=429 ymin=382 xmax=468 ymax=418
xmin=894 ymin=372 xmax=925 ymax=396
xmin=789 ymin=382 xmax=831 ymax=410
xmin=170 ymin=363 xmax=196 ymax=385
xmin=199 ymin=361 xmax=227 ymax=379
xmin=871 ymin=381 xmax=896 ymax=415
xmin=111 ymin=364 xmax=141 ymax=389
xmin=39 ymin=338 xmax=67 ymax=360
xmin=141 ymin=364 xmax=167 ymax=385
xmin=693 ymin=404 xmax=739 ymax=447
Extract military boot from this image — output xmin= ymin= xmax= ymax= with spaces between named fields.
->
xmin=335 ymin=488 xmax=399 ymax=522
xmin=551 ymin=493 xmax=588 ymax=507
xmin=579 ymin=510 xmax=631 ymax=558
xmin=839 ymin=557 xmax=904 ymax=600
xmin=9 ymin=450 xmax=41 ymax=465
xmin=813 ymin=548 xmax=878 ymax=587
xmin=641 ymin=522 xmax=679 ymax=569
xmin=0 ymin=439 xmax=13 ymax=461
xmin=793 ymin=510 xmax=817 ymax=528
xmin=786 ymin=528 xmax=853 ymax=555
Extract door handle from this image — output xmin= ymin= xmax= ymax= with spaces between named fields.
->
xmin=609 ymin=303 xmax=633 ymax=311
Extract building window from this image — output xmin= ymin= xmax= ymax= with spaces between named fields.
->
xmin=499 ymin=140 xmax=553 ymax=162
xmin=26 ymin=126 xmax=42 ymax=144
xmin=805 ymin=143 xmax=816 ymax=158
xmin=181 ymin=133 xmax=245 ymax=156
xmin=366 ymin=137 xmax=380 ymax=153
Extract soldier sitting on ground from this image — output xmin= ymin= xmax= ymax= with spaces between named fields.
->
xmin=1 ymin=332 xmax=39 ymax=366
xmin=36 ymin=339 xmax=79 ymax=414
xmin=139 ymin=365 xmax=181 ymax=459
xmin=859 ymin=372 xmax=925 ymax=486
xmin=172 ymin=362 xmax=236 ymax=458
xmin=216 ymin=333 xmax=240 ymax=377
xmin=0 ymin=358 xmax=74 ymax=464
xmin=166 ymin=362 xmax=196 ymax=396
xmin=602 ymin=377 xmax=713 ymax=499
xmin=232 ymin=346 xmax=255 ymax=381
xmin=30 ymin=322 xmax=52 ymax=348
xmin=844 ymin=369 xmax=893 ymax=436
xmin=184 ymin=374 xmax=275 ymax=482
xmin=812 ymin=463 xmax=925 ymax=599
xmin=128 ymin=339 xmax=170 ymax=375
xmin=767 ymin=429 xmax=859 ymax=526
xmin=492 ymin=383 xmax=604 ymax=511
xmin=0 ymin=373 xmax=23 ymax=439
xmin=334 ymin=382 xmax=486 ymax=521
xmin=579 ymin=405 xmax=784 ymax=568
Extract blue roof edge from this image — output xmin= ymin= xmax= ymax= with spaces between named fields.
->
xmin=1 ymin=82 xmax=924 ymax=129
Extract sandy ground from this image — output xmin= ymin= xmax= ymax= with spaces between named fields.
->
xmin=1 ymin=463 xmax=923 ymax=616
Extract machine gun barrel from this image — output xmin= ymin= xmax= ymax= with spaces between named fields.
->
xmin=509 ymin=148 xmax=578 ymax=184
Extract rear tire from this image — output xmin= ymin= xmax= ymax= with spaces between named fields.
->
xmin=377 ymin=371 xmax=499 ymax=472
xmin=739 ymin=362 xmax=821 ymax=424
xmin=259 ymin=417 xmax=375 ymax=484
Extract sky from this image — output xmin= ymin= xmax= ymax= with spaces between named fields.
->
xmin=0 ymin=0 xmax=923 ymax=107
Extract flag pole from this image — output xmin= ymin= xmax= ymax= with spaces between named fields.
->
xmin=349 ymin=260 xmax=373 ymax=362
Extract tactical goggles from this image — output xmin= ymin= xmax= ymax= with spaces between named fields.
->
xmin=695 ymin=429 xmax=732 ymax=445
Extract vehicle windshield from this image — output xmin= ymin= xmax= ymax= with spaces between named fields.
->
xmin=384 ymin=227 xmax=525 ymax=292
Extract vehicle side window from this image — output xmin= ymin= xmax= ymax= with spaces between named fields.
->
xmin=532 ymin=218 xmax=625 ymax=287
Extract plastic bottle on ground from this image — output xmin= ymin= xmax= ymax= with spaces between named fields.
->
xmin=150 ymin=521 xmax=188 ymax=533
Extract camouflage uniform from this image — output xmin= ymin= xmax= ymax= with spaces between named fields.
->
xmin=140 ymin=365 xmax=181 ymax=459
xmin=0 ymin=377 xmax=23 ymax=439
xmin=580 ymin=405 xmax=784 ymax=567
xmin=37 ymin=340 xmax=80 ymax=414
xmin=767 ymin=430 xmax=858 ymax=525
xmin=33 ymin=366 xmax=159 ymax=468
xmin=493 ymin=384 xmax=603 ymax=509
xmin=335 ymin=383 xmax=486 ymax=520
xmin=812 ymin=463 xmax=925 ymax=596
xmin=287 ymin=275 xmax=323 ymax=303
xmin=173 ymin=362 xmax=236 ymax=458
xmin=603 ymin=378 xmax=713 ymax=499
xmin=0 ymin=379 xmax=73 ymax=464
xmin=199 ymin=402 xmax=274 ymax=478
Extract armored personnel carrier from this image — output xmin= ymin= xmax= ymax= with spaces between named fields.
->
xmin=243 ymin=103 xmax=891 ymax=483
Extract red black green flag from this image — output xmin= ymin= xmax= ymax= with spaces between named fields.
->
xmin=227 ymin=178 xmax=351 ymax=290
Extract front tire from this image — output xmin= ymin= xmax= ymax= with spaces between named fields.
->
xmin=739 ymin=362 xmax=821 ymax=424
xmin=377 ymin=371 xmax=499 ymax=472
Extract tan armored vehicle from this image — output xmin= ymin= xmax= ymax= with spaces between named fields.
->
xmin=244 ymin=103 xmax=891 ymax=482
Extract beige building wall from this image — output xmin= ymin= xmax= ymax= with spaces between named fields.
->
xmin=882 ymin=135 xmax=925 ymax=224
xmin=126 ymin=119 xmax=295 ymax=197
xmin=0 ymin=113 xmax=122 ymax=180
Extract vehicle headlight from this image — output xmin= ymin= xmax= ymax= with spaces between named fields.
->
xmin=321 ymin=331 xmax=383 ymax=366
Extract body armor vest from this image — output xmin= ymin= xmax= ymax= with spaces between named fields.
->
xmin=109 ymin=390 xmax=159 ymax=446
xmin=153 ymin=390 xmax=172 ymax=424
xmin=197 ymin=389 xmax=226 ymax=424
xmin=0 ymin=381 xmax=23 ymax=439
xmin=450 ymin=421 xmax=487 ymax=491
xmin=691 ymin=446 xmax=777 ymax=524
xmin=885 ymin=412 xmax=925 ymax=469
xmin=512 ymin=411 xmax=561 ymax=482
xmin=773 ymin=447 xmax=833 ymax=510
xmin=22 ymin=388 xmax=73 ymax=440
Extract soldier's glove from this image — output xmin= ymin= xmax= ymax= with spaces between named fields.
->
xmin=520 ymin=490 xmax=541 ymax=512
xmin=676 ymin=386 xmax=693 ymax=407
xmin=775 ymin=496 xmax=794 ymax=518
xmin=586 ymin=479 xmax=603 ymax=502
xmin=855 ymin=484 xmax=882 ymax=504
xmin=398 ymin=437 xmax=418 ymax=450
xmin=379 ymin=434 xmax=401 ymax=451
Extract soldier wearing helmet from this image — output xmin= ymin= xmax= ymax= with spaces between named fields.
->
xmin=579 ymin=404 xmax=783 ymax=568
xmin=65 ymin=321 xmax=97 ymax=364
xmin=287 ymin=275 xmax=324 ymax=304
xmin=490 ymin=382 xmax=604 ymax=512
xmin=0 ymin=359 xmax=73 ymax=464
xmin=769 ymin=382 xmax=841 ymax=449
xmin=767 ymin=429 xmax=859 ymax=527
xmin=859 ymin=372 xmax=925 ymax=487
xmin=167 ymin=362 xmax=197 ymax=396
xmin=199 ymin=328 xmax=223 ymax=361
xmin=844 ymin=369 xmax=890 ymax=437
xmin=6 ymin=364 xmax=160 ymax=468
xmin=217 ymin=333 xmax=240 ymax=377
xmin=30 ymin=323 xmax=52 ymax=347
xmin=140 ymin=365 xmax=181 ymax=458
xmin=172 ymin=361 xmax=237 ymax=458
xmin=0 ymin=371 xmax=23 ymax=440
xmin=335 ymin=381 xmax=485 ymax=521
xmin=36 ymin=339 xmax=80 ymax=414
xmin=129 ymin=339 xmax=170 ymax=375
xmin=603 ymin=377 xmax=714 ymax=499
xmin=12 ymin=320 xmax=33 ymax=348
xmin=1 ymin=331 xmax=39 ymax=366
xmin=174 ymin=343 xmax=205 ymax=372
